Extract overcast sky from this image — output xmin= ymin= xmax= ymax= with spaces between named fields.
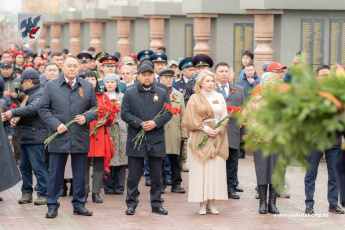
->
xmin=1 ymin=0 xmax=21 ymax=13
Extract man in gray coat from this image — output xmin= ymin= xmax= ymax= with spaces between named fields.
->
xmin=215 ymin=62 xmax=245 ymax=199
xmin=39 ymin=55 xmax=98 ymax=218
xmin=121 ymin=64 xmax=172 ymax=216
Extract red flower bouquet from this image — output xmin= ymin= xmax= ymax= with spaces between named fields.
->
xmin=132 ymin=102 xmax=181 ymax=151
xmin=195 ymin=106 xmax=242 ymax=149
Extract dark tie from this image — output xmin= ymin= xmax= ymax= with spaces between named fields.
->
xmin=69 ymin=80 xmax=73 ymax=89
xmin=221 ymin=85 xmax=227 ymax=99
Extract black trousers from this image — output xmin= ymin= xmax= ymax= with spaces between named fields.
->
xmin=126 ymin=156 xmax=163 ymax=209
xmin=163 ymin=154 xmax=182 ymax=188
xmin=226 ymin=148 xmax=239 ymax=192
xmin=103 ymin=165 xmax=126 ymax=194
xmin=47 ymin=153 xmax=88 ymax=209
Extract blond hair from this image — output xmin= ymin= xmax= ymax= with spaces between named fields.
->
xmin=194 ymin=70 xmax=216 ymax=93
xmin=121 ymin=65 xmax=134 ymax=74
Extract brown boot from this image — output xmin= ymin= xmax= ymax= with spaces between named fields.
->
xmin=18 ymin=193 xmax=33 ymax=204
xmin=34 ymin=197 xmax=47 ymax=205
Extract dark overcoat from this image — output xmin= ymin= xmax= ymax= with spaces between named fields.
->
xmin=39 ymin=75 xmax=98 ymax=153
xmin=121 ymin=84 xmax=172 ymax=157
xmin=216 ymin=83 xmax=245 ymax=150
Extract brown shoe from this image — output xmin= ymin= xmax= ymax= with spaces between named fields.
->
xmin=34 ymin=197 xmax=47 ymax=205
xmin=18 ymin=193 xmax=33 ymax=204
xmin=182 ymin=164 xmax=189 ymax=172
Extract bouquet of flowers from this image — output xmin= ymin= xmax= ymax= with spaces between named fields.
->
xmin=90 ymin=100 xmax=120 ymax=137
xmin=44 ymin=106 xmax=98 ymax=147
xmin=132 ymin=102 xmax=182 ymax=151
xmin=194 ymin=106 xmax=242 ymax=149
xmin=240 ymin=56 xmax=345 ymax=186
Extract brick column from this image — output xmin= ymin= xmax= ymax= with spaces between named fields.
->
xmin=50 ymin=22 xmax=64 ymax=51
xmin=67 ymin=20 xmax=82 ymax=55
xmin=86 ymin=19 xmax=106 ymax=53
xmin=187 ymin=14 xmax=218 ymax=56
xmin=113 ymin=17 xmax=135 ymax=57
xmin=247 ymin=10 xmax=283 ymax=77
xmin=144 ymin=15 xmax=170 ymax=52
xmin=37 ymin=24 xmax=47 ymax=50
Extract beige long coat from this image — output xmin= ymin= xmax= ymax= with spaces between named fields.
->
xmin=164 ymin=88 xmax=188 ymax=155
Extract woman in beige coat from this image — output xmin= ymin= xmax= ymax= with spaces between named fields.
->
xmin=182 ymin=70 xmax=229 ymax=215
xmin=159 ymin=69 xmax=188 ymax=193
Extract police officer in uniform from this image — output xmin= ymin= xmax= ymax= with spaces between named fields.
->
xmin=133 ymin=50 xmax=154 ymax=83
xmin=98 ymin=55 xmax=119 ymax=92
xmin=184 ymin=54 xmax=213 ymax=105
xmin=149 ymin=52 xmax=168 ymax=82
xmin=175 ymin=57 xmax=195 ymax=98
xmin=94 ymin=52 xmax=109 ymax=81
xmin=76 ymin=53 xmax=93 ymax=78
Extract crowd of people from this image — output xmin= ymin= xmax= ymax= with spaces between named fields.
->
xmin=0 ymin=44 xmax=344 ymax=219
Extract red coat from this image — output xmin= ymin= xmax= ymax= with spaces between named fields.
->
xmin=88 ymin=93 xmax=115 ymax=158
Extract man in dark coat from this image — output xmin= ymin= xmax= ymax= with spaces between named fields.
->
xmin=121 ymin=64 xmax=172 ymax=216
xmin=214 ymin=62 xmax=245 ymax=200
xmin=2 ymin=69 xmax=48 ymax=205
xmin=39 ymin=55 xmax=98 ymax=218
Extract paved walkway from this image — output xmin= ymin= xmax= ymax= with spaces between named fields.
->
xmin=0 ymin=156 xmax=344 ymax=230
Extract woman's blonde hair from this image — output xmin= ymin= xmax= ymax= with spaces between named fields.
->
xmin=194 ymin=70 xmax=216 ymax=93
xmin=121 ymin=65 xmax=134 ymax=74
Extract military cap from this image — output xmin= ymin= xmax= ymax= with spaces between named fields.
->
xmin=22 ymin=63 xmax=35 ymax=70
xmin=178 ymin=57 xmax=193 ymax=70
xmin=137 ymin=64 xmax=154 ymax=74
xmin=100 ymin=55 xmax=119 ymax=66
xmin=77 ymin=53 xmax=93 ymax=63
xmin=167 ymin=60 xmax=178 ymax=68
xmin=128 ymin=53 xmax=137 ymax=59
xmin=13 ymin=51 xmax=25 ymax=57
xmin=159 ymin=69 xmax=175 ymax=77
xmin=33 ymin=53 xmax=43 ymax=60
xmin=137 ymin=50 xmax=154 ymax=61
xmin=95 ymin=52 xmax=109 ymax=60
xmin=13 ymin=68 xmax=23 ymax=75
xmin=8 ymin=47 xmax=16 ymax=53
xmin=122 ymin=56 xmax=135 ymax=66
xmin=150 ymin=52 xmax=168 ymax=63
xmin=38 ymin=62 xmax=46 ymax=67
xmin=192 ymin=54 xmax=213 ymax=68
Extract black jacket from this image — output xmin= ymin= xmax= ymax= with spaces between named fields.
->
xmin=39 ymin=75 xmax=98 ymax=153
xmin=12 ymin=84 xmax=48 ymax=145
xmin=121 ymin=84 xmax=172 ymax=157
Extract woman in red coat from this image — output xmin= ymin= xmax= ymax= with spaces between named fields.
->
xmin=84 ymin=71 xmax=114 ymax=203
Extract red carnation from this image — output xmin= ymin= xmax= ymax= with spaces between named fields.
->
xmin=10 ymin=104 xmax=18 ymax=109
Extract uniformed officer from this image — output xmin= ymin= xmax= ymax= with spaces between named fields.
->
xmin=149 ymin=52 xmax=168 ymax=82
xmin=175 ymin=57 xmax=195 ymax=98
xmin=99 ymin=55 xmax=127 ymax=93
xmin=95 ymin=52 xmax=109 ymax=80
xmin=184 ymin=54 xmax=213 ymax=105
xmin=121 ymin=64 xmax=172 ymax=216
xmin=76 ymin=53 xmax=93 ymax=78
xmin=137 ymin=50 xmax=154 ymax=62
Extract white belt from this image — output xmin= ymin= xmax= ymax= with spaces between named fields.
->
xmin=203 ymin=118 xmax=218 ymax=123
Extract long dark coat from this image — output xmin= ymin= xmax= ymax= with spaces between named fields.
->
xmin=121 ymin=84 xmax=172 ymax=157
xmin=0 ymin=113 xmax=21 ymax=192
xmin=39 ymin=75 xmax=98 ymax=153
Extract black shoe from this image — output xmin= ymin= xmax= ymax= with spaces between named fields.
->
xmin=268 ymin=184 xmax=279 ymax=214
xmin=258 ymin=185 xmax=268 ymax=214
xmin=114 ymin=192 xmax=123 ymax=195
xmin=145 ymin=179 xmax=151 ymax=186
xmin=69 ymin=179 xmax=73 ymax=196
xmin=0 ymin=197 xmax=2 ymax=201
xmin=161 ymin=188 xmax=165 ymax=194
xmin=126 ymin=207 xmax=135 ymax=215
xmin=228 ymin=191 xmax=240 ymax=199
xmin=166 ymin=178 xmax=172 ymax=186
xmin=34 ymin=184 xmax=39 ymax=191
xmin=171 ymin=186 xmax=185 ymax=193
xmin=46 ymin=209 xmax=58 ymax=218
xmin=152 ymin=207 xmax=168 ymax=215
xmin=92 ymin=193 xmax=103 ymax=203
xmin=160 ymin=198 xmax=164 ymax=203
xmin=73 ymin=207 xmax=93 ymax=216
xmin=305 ymin=205 xmax=314 ymax=214
xmin=239 ymin=151 xmax=245 ymax=159
xmin=235 ymin=186 xmax=244 ymax=192
xmin=105 ymin=192 xmax=114 ymax=195
xmin=329 ymin=205 xmax=345 ymax=214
